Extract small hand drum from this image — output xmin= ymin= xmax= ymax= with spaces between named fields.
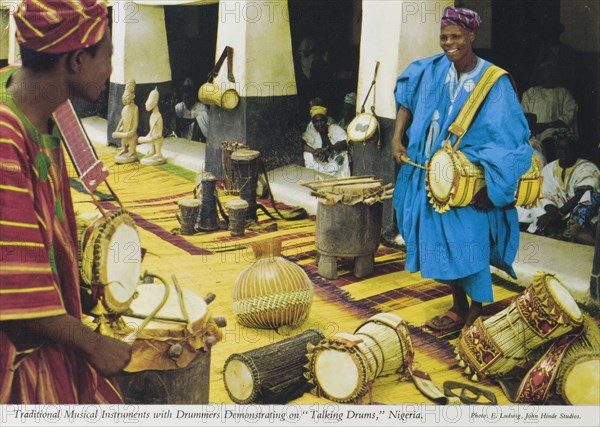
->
xmin=305 ymin=332 xmax=378 ymax=403
xmin=78 ymin=210 xmax=142 ymax=314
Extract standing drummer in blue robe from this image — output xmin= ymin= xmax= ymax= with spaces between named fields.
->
xmin=391 ymin=6 xmax=534 ymax=331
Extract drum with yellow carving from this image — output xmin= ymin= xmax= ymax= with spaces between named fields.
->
xmin=426 ymin=143 xmax=486 ymax=214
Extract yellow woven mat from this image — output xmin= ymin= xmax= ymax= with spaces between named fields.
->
xmin=68 ymin=144 xmax=521 ymax=405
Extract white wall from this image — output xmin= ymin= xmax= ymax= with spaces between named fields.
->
xmin=111 ymin=4 xmax=171 ymax=84
xmin=215 ymin=0 xmax=296 ymax=97
xmin=1 ymin=9 xmax=9 ymax=61
xmin=358 ymin=0 xmax=451 ymax=119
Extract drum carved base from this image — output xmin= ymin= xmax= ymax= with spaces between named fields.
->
xmin=116 ymin=348 xmax=211 ymax=404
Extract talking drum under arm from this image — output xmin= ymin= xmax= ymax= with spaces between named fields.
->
xmin=457 ymin=272 xmax=583 ymax=381
xmin=223 ymin=328 xmax=325 ymax=404
xmin=515 ymin=154 xmax=543 ymax=208
xmin=425 ymin=145 xmax=543 ymax=214
xmin=426 ymin=143 xmax=486 ymax=213
xmin=115 ymin=283 xmax=223 ymax=404
xmin=77 ymin=210 xmax=142 ymax=314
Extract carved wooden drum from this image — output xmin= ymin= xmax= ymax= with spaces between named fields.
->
xmin=223 ymin=328 xmax=324 ymax=404
xmin=457 ymin=272 xmax=583 ymax=379
xmin=116 ymin=284 xmax=222 ymax=404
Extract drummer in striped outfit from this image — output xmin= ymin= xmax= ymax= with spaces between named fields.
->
xmin=0 ymin=0 xmax=131 ymax=404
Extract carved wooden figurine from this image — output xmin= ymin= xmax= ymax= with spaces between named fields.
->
xmin=113 ymin=79 xmax=139 ymax=164
xmin=139 ymin=87 xmax=166 ymax=166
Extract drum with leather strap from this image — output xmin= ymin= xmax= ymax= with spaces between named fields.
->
xmin=348 ymin=61 xmax=381 ymax=149
xmin=417 ymin=65 xmax=543 ymax=214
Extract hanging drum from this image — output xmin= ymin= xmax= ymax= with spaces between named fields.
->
xmin=77 ymin=210 xmax=142 ymax=314
xmin=347 ymin=112 xmax=380 ymax=148
xmin=232 ymin=238 xmax=314 ymax=330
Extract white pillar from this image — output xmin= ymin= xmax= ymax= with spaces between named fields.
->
xmin=206 ymin=0 xmax=298 ymax=176
xmin=354 ymin=0 xmax=451 ymax=237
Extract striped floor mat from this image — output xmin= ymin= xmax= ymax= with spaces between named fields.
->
xmin=68 ymin=143 xmax=552 ymax=405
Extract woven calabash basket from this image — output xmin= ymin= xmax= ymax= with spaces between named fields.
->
xmin=232 ymin=238 xmax=314 ymax=329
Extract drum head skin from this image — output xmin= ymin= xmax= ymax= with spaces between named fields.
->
xmin=231 ymin=149 xmax=260 ymax=161
xmin=105 ymin=222 xmax=141 ymax=307
xmin=547 ymin=276 xmax=582 ymax=322
xmin=563 ymin=358 xmax=600 ymax=404
xmin=127 ymin=284 xmax=208 ymax=331
xmin=226 ymin=199 xmax=249 ymax=210
xmin=79 ymin=211 xmax=141 ymax=314
xmin=314 ymin=349 xmax=360 ymax=401
xmin=428 ymin=149 xmax=454 ymax=202
xmin=347 ymin=113 xmax=379 ymax=143
xmin=224 ymin=359 xmax=255 ymax=403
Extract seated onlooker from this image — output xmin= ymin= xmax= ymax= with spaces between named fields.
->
xmin=302 ymin=105 xmax=350 ymax=177
xmin=337 ymin=92 xmax=357 ymax=131
xmin=521 ymin=64 xmax=578 ymax=162
xmin=517 ymin=113 xmax=548 ymax=225
xmin=174 ymin=80 xmax=209 ymax=142
xmin=524 ymin=113 xmax=548 ymax=166
xmin=526 ymin=129 xmax=600 ymax=245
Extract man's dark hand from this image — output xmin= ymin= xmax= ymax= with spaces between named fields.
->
xmin=544 ymin=204 xmax=562 ymax=221
xmin=536 ymin=213 xmax=551 ymax=231
xmin=473 ymin=187 xmax=493 ymax=211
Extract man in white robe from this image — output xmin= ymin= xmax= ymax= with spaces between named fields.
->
xmin=302 ymin=106 xmax=350 ymax=177
xmin=521 ymin=65 xmax=578 ymax=161
xmin=527 ymin=130 xmax=600 ymax=241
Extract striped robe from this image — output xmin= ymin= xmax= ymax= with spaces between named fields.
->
xmin=0 ymin=66 xmax=122 ymax=403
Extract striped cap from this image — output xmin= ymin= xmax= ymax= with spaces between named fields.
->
xmin=441 ymin=6 xmax=481 ymax=31
xmin=14 ymin=0 xmax=108 ymax=54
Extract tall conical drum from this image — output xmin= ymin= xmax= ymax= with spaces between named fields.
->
xmin=232 ymin=238 xmax=314 ymax=329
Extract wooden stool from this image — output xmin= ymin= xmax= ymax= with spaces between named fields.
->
xmin=316 ymin=201 xmax=383 ymax=279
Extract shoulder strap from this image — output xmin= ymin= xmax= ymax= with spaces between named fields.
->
xmin=207 ymin=46 xmax=235 ymax=83
xmin=448 ymin=65 xmax=511 ymax=144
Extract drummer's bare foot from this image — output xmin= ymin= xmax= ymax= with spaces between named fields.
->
xmin=464 ymin=302 xmax=483 ymax=327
